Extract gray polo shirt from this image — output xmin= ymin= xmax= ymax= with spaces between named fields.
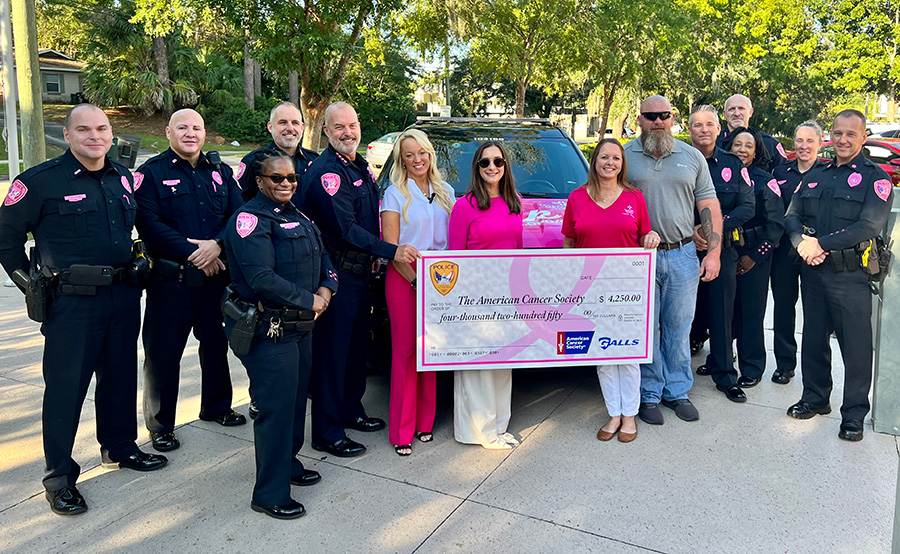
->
xmin=623 ymin=138 xmax=716 ymax=243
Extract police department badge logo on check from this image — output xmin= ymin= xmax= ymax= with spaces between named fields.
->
xmin=429 ymin=261 xmax=459 ymax=296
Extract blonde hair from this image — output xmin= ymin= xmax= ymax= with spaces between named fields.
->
xmin=388 ymin=129 xmax=454 ymax=223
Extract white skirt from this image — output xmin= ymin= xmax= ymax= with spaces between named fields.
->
xmin=453 ymin=369 xmax=512 ymax=446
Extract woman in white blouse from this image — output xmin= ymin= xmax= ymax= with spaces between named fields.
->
xmin=380 ymin=129 xmax=455 ymax=456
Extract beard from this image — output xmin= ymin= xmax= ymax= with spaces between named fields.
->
xmin=331 ymin=134 xmax=359 ymax=156
xmin=642 ymin=129 xmax=675 ymax=156
xmin=275 ymin=133 xmax=300 ymax=150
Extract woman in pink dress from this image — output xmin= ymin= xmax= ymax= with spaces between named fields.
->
xmin=448 ymin=141 xmax=523 ymax=449
xmin=562 ymin=138 xmax=659 ymax=443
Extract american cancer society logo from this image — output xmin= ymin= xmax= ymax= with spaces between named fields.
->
xmin=429 ymin=261 xmax=459 ymax=296
xmin=557 ymin=331 xmax=594 ymax=355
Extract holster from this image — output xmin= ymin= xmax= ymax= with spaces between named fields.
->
xmin=221 ymin=286 xmax=257 ymax=356
xmin=723 ymin=227 xmax=745 ymax=248
xmin=12 ymin=268 xmax=55 ymax=322
xmin=130 ymin=240 xmax=153 ymax=287
xmin=332 ymin=247 xmax=371 ymax=276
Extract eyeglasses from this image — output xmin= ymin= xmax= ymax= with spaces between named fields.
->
xmin=477 ymin=157 xmax=506 ymax=169
xmin=641 ymin=112 xmax=673 ymax=121
xmin=260 ymin=173 xmax=299 ymax=184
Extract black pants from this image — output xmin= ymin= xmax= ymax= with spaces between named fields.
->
xmin=770 ymin=241 xmax=801 ymax=373
xmin=693 ymin=247 xmax=739 ymax=387
xmin=734 ymin=256 xmax=773 ymax=380
xmin=230 ymin=325 xmax=311 ymax=506
xmin=142 ymin=280 xmax=233 ymax=434
xmin=41 ymin=284 xmax=142 ymax=492
xmin=799 ymin=265 xmax=873 ymax=421
xmin=311 ymin=270 xmax=370 ymax=445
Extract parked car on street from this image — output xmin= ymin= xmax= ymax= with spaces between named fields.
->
xmin=365 ymin=132 xmax=400 ymax=176
xmin=819 ymin=138 xmax=900 ymax=185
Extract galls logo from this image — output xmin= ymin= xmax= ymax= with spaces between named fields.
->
xmin=429 ymin=261 xmax=459 ymax=296
xmin=557 ymin=331 xmax=594 ymax=355
xmin=598 ymin=337 xmax=640 ymax=350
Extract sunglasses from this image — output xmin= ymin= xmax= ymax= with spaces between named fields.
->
xmin=477 ymin=157 xmax=506 ymax=169
xmin=641 ymin=112 xmax=673 ymax=121
xmin=260 ymin=173 xmax=299 ymax=184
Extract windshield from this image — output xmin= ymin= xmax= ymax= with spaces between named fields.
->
xmin=377 ymin=126 xmax=588 ymax=199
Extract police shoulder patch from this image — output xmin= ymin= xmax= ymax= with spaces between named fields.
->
xmin=321 ymin=173 xmax=341 ymax=196
xmin=4 ymin=179 xmax=28 ymax=206
xmin=133 ymin=172 xmax=145 ymax=191
xmin=236 ymin=212 xmax=259 ymax=238
xmin=740 ymin=167 xmax=751 ymax=186
xmin=767 ymin=179 xmax=781 ymax=197
xmin=874 ymin=179 xmax=892 ymax=202
xmin=235 ymin=162 xmax=246 ymax=180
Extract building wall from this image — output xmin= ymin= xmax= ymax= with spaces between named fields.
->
xmin=40 ymin=70 xmax=82 ymax=103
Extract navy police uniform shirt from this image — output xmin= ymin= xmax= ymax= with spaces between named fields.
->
xmin=718 ymin=127 xmax=787 ymax=172
xmin=0 ymin=149 xmax=136 ymax=274
xmin=738 ymin=165 xmax=785 ymax=262
xmin=237 ymin=142 xmax=319 ymax=202
xmin=772 ymin=159 xmax=824 ymax=213
xmin=224 ymin=194 xmax=338 ymax=310
xmin=301 ymin=144 xmax=397 ymax=260
xmin=785 ymin=151 xmax=893 ymax=251
xmin=701 ymin=148 xmax=756 ymax=234
xmin=134 ymin=148 xmax=243 ymax=262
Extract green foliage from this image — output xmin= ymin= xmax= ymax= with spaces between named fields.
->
xmin=207 ymin=97 xmax=277 ymax=144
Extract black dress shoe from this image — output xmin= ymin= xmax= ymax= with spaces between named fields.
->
xmin=290 ymin=469 xmax=321 ymax=486
xmin=690 ymin=340 xmax=704 ymax=355
xmin=771 ymin=369 xmax=795 ymax=385
xmin=105 ymin=450 xmax=168 ymax=471
xmin=838 ymin=419 xmax=864 ymax=442
xmin=248 ymin=402 xmax=259 ymax=420
xmin=345 ymin=416 xmax=386 ymax=432
xmin=716 ymin=384 xmax=747 ymax=403
xmin=46 ymin=486 xmax=87 ymax=516
xmin=696 ymin=364 xmax=711 ymax=376
xmin=149 ymin=431 xmax=180 ymax=452
xmin=251 ymin=499 xmax=306 ymax=519
xmin=311 ymin=437 xmax=366 ymax=457
xmin=737 ymin=375 xmax=761 ymax=388
xmin=200 ymin=409 xmax=247 ymax=427
xmin=786 ymin=401 xmax=831 ymax=420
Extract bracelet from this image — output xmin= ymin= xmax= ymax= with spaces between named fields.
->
xmin=410 ymin=278 xmax=417 ymax=289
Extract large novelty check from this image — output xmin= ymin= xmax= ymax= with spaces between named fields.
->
xmin=416 ymin=248 xmax=656 ymax=371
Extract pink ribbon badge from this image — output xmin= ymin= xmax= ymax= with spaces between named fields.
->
xmin=236 ymin=212 xmax=259 ymax=238
xmin=321 ymin=173 xmax=341 ymax=196
xmin=721 ymin=167 xmax=732 ymax=182
xmin=848 ymin=172 xmax=862 ymax=187
xmin=4 ymin=180 xmax=27 ymax=206
xmin=874 ymin=179 xmax=891 ymax=202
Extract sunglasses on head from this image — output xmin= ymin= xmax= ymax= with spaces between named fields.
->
xmin=477 ymin=157 xmax=505 ymax=169
xmin=641 ymin=111 xmax=673 ymax=121
xmin=260 ymin=173 xmax=299 ymax=184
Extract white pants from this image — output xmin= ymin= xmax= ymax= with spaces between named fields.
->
xmin=597 ymin=363 xmax=640 ymax=417
xmin=453 ymin=369 xmax=512 ymax=445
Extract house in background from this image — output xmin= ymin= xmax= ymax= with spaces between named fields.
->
xmin=4 ymin=49 xmax=86 ymax=103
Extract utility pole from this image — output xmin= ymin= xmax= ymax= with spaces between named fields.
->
xmin=10 ymin=0 xmax=43 ymax=169
xmin=0 ymin=0 xmax=19 ymax=177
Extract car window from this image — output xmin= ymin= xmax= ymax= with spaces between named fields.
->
xmin=819 ymin=145 xmax=835 ymax=160
xmin=864 ymin=144 xmax=898 ymax=164
xmin=378 ymin=127 xmax=588 ymax=199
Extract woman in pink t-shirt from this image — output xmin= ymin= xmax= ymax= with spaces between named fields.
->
xmin=448 ymin=141 xmax=524 ymax=449
xmin=562 ymin=138 xmax=659 ymax=443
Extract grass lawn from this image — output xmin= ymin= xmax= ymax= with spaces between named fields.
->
xmin=43 ymin=105 xmax=261 ymax=154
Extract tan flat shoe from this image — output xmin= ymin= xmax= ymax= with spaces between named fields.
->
xmin=597 ymin=424 xmax=620 ymax=441
xmin=617 ymin=428 xmax=637 ymax=443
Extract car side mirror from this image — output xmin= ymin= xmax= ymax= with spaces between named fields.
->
xmin=890 ymin=159 xmax=900 ymax=167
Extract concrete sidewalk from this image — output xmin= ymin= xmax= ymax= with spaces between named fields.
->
xmin=0 ymin=262 xmax=896 ymax=553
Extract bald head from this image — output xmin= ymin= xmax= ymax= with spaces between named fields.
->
xmin=724 ymin=94 xmax=753 ymax=131
xmin=166 ymin=108 xmax=206 ymax=165
xmin=640 ymin=95 xmax=672 ymax=113
xmin=64 ymin=103 xmax=108 ymax=130
xmin=63 ymin=104 xmax=113 ymax=170
xmin=323 ymin=101 xmax=361 ymax=159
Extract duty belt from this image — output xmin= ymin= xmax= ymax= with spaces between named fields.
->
xmin=233 ymin=298 xmax=317 ymax=331
xmin=154 ymin=258 xmax=230 ymax=287
xmin=58 ymin=264 xmax=129 ymax=295
xmin=328 ymin=247 xmax=372 ymax=276
xmin=825 ymin=247 xmax=863 ymax=273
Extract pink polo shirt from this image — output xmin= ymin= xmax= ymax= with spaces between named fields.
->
xmin=448 ymin=194 xmax=523 ymax=250
xmin=561 ymin=186 xmax=651 ymax=248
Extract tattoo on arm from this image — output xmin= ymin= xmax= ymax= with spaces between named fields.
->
xmin=700 ymin=208 xmax=721 ymax=251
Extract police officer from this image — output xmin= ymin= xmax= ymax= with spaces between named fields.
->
xmin=237 ymin=101 xmax=319 ymax=204
xmin=784 ymin=109 xmax=892 ymax=442
xmin=725 ymin=127 xmax=784 ymax=387
xmin=223 ymin=149 xmax=338 ymax=519
xmin=716 ymin=94 xmax=787 ymax=172
xmin=135 ymin=109 xmax=246 ymax=453
xmin=302 ymin=101 xmax=419 ymax=457
xmin=770 ymin=122 xmax=824 ymax=384
xmin=0 ymin=104 xmax=167 ymax=516
xmin=689 ymin=106 xmax=755 ymax=403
